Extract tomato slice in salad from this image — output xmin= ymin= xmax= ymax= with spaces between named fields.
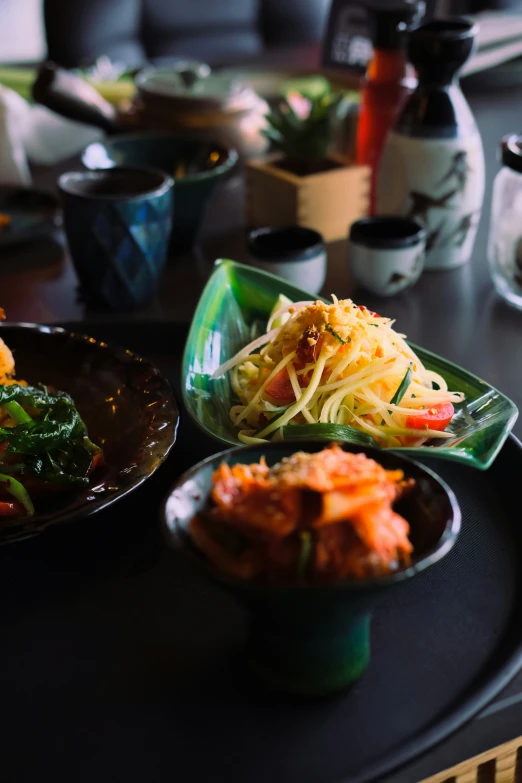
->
xmin=0 ymin=501 xmax=20 ymax=516
xmin=358 ymin=305 xmax=380 ymax=318
xmin=264 ymin=362 xmax=312 ymax=405
xmin=265 ymin=367 xmax=297 ymax=404
xmin=399 ymin=403 xmax=454 ymax=446
xmin=405 ymin=402 xmax=454 ymax=432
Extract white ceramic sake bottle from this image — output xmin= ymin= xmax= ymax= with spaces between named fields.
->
xmin=377 ymin=18 xmax=485 ymax=270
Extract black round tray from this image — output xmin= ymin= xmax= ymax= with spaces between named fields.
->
xmin=0 ymin=328 xmax=521 ymax=783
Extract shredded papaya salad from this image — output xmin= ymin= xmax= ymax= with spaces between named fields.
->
xmin=212 ymin=295 xmax=464 ymax=448
xmin=0 ymin=315 xmax=103 ymax=520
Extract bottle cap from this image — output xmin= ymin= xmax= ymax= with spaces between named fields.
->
xmin=408 ymin=18 xmax=478 ymax=84
xmin=369 ymin=0 xmax=426 ymax=50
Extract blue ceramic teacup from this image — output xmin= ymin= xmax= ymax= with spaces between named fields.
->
xmin=58 ymin=167 xmax=173 ymax=312
xmin=82 ymin=133 xmax=238 ymax=256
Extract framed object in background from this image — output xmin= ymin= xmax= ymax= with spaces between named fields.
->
xmin=321 ymin=0 xmax=522 ymax=82
xmin=321 ymin=0 xmax=372 ymax=76
xmin=320 ymin=0 xmax=445 ymax=78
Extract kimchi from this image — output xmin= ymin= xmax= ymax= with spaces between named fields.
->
xmin=190 ymin=444 xmax=414 ymax=583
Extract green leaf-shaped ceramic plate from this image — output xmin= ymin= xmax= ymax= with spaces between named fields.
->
xmin=183 ymin=260 xmax=518 ymax=469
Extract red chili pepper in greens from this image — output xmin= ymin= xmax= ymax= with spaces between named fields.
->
xmin=0 ymin=473 xmax=34 ymax=516
xmin=88 ymin=452 xmax=104 ymax=475
xmin=0 ymin=501 xmax=21 ymax=517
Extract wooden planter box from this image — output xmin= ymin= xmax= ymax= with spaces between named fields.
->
xmin=246 ymin=154 xmax=370 ymax=243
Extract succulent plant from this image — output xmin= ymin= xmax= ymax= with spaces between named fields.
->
xmin=262 ymin=89 xmax=350 ymax=167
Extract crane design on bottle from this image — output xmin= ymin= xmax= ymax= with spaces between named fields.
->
xmin=377 ymin=19 xmax=485 ymax=270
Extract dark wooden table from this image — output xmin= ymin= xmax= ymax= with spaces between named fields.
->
xmin=1 ymin=77 xmax=521 ymax=438
xmin=1 ymin=65 xmax=522 ymax=783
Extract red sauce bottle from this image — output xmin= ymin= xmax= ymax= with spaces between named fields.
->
xmin=355 ymin=1 xmax=425 ymax=214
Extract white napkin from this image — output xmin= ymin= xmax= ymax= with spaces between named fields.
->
xmin=0 ymin=86 xmax=31 ymax=186
xmin=0 ymin=84 xmax=104 ymax=187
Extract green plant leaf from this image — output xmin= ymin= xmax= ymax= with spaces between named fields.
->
xmin=262 ymin=88 xmax=348 ymax=162
xmin=280 ymin=98 xmax=302 ymax=127
xmin=261 ymin=127 xmax=283 ymax=145
xmin=263 ymin=111 xmax=288 ymax=133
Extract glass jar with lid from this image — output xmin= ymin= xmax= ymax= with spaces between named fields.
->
xmin=488 ymin=134 xmax=522 ymax=310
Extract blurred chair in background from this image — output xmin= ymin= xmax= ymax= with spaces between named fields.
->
xmin=43 ymin=0 xmax=331 ymax=69
xmin=436 ymin=0 xmax=522 ymax=10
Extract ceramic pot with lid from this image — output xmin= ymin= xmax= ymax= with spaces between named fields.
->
xmin=134 ymin=67 xmax=269 ymax=157
xmin=32 ymin=61 xmax=269 ymax=158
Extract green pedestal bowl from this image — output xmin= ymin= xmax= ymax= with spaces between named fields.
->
xmin=82 ymin=133 xmax=238 ymax=255
xmin=162 ymin=441 xmax=460 ymax=696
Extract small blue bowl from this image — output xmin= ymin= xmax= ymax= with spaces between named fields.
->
xmin=162 ymin=441 xmax=461 ymax=696
xmin=59 ymin=166 xmax=173 ymax=313
xmin=82 ymin=133 xmax=238 ymax=255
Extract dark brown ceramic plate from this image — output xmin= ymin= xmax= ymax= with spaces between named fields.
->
xmin=0 ymin=323 xmax=179 ymax=543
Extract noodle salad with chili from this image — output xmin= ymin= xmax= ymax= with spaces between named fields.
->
xmin=212 ymin=296 xmax=463 ymax=448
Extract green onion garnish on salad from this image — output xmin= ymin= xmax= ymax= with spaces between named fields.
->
xmin=390 ymin=365 xmax=413 ymax=406
xmin=325 ymin=324 xmax=348 ymax=344
xmin=297 ymin=531 xmax=313 ymax=577
xmin=212 ymin=293 xmax=463 ymax=449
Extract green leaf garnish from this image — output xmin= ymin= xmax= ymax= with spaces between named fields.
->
xmin=3 ymin=400 xmax=33 ymax=426
xmin=390 ymin=365 xmax=413 ymax=406
xmin=325 ymin=324 xmax=347 ymax=344
xmin=0 ymin=384 xmax=100 ymax=487
xmin=0 ymin=473 xmax=34 ymax=516
xmin=253 ymin=408 xmax=290 ymax=436
xmin=281 ymin=423 xmax=376 ymax=446
xmin=297 ymin=531 xmax=313 ymax=578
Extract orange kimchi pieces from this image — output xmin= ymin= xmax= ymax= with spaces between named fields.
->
xmin=190 ymin=444 xmax=414 ymax=584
